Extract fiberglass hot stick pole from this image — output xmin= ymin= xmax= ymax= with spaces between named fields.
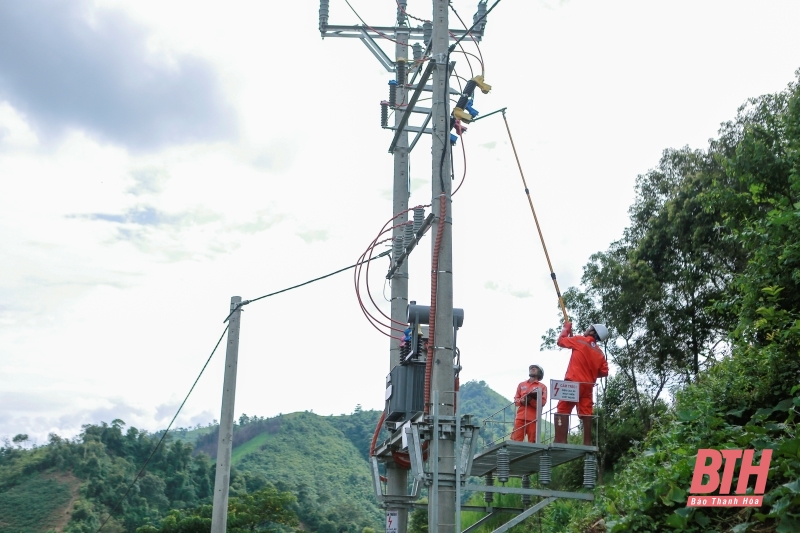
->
xmin=501 ymin=111 xmax=570 ymax=323
xmin=429 ymin=1 xmax=455 ymax=532
xmin=387 ymin=15 xmax=410 ymax=533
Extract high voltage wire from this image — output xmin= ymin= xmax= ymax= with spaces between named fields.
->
xmin=223 ymin=249 xmax=391 ymax=322
xmin=98 ymin=251 xmax=392 ymax=530
xmin=96 ymin=325 xmax=229 ymax=533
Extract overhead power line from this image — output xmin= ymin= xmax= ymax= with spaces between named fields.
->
xmin=99 ymin=249 xmax=394 ymax=532
xmin=96 ymin=325 xmax=230 ymax=533
xmin=224 ymin=249 xmax=391 ymax=322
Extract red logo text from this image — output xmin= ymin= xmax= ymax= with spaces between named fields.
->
xmin=687 ymin=449 xmax=771 ymax=507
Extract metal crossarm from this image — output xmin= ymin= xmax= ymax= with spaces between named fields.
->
xmin=389 ymin=61 xmax=434 ymax=153
xmin=321 ymin=24 xmax=484 ymax=40
xmin=359 ymin=27 xmax=395 ymax=72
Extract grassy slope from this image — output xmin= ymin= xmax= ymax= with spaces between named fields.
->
xmin=0 ymin=471 xmax=76 ymax=533
xmin=169 ymin=426 xmax=215 ymax=446
xmin=231 ymin=432 xmax=270 ymax=465
xmin=233 ymin=412 xmax=382 ymax=527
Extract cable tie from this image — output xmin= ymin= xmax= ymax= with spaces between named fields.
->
xmin=432 ymin=270 xmax=453 ymax=274
xmin=432 ymin=346 xmax=454 ymax=351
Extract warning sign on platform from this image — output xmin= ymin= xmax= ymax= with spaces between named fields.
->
xmin=551 ymin=380 xmax=580 ymax=402
xmin=386 ymin=510 xmax=399 ymax=533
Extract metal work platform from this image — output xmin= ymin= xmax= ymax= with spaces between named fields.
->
xmin=470 ymin=441 xmax=598 ymax=478
xmin=370 ymin=389 xmax=602 ymax=532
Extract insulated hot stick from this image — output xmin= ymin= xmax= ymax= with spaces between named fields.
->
xmin=502 ymin=110 xmax=569 ymax=323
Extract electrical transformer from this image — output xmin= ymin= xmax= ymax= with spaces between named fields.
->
xmin=385 ymin=361 xmax=426 ymax=423
xmin=385 ymin=301 xmax=465 ymax=426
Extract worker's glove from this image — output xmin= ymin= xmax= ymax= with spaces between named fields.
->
xmin=526 ymin=391 xmax=538 ymax=404
xmin=560 ymin=321 xmax=573 ymax=337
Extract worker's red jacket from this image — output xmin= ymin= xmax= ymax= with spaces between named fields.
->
xmin=514 ymin=379 xmax=547 ymax=421
xmin=557 ymin=328 xmax=609 ymax=383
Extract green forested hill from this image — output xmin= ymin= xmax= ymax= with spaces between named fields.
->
xmin=187 ymin=411 xmax=384 ymax=532
xmin=0 ymin=381 xmax=511 ymax=533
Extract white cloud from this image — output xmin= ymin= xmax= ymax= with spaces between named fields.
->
xmin=1 ymin=0 xmax=800 ymax=443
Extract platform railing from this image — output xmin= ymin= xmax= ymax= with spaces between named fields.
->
xmin=479 ymin=382 xmax=599 ymax=449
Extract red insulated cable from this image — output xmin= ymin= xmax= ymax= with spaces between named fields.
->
xmin=354 ymin=224 xmax=408 ymax=336
xmin=370 ymin=410 xmax=389 ymax=482
xmin=395 ymin=0 xmax=430 ymax=24
xmin=454 ymin=376 xmax=460 ymax=413
xmin=370 ymin=410 xmax=387 ymax=456
xmin=424 ymin=194 xmax=447 ymax=414
xmin=355 ymin=244 xmax=403 ymax=341
xmin=354 ymin=205 xmax=431 ymax=334
xmin=354 ymin=226 xmax=403 ymax=321
xmin=345 ymin=0 xmax=404 ymax=45
xmin=449 ymin=32 xmax=475 ymax=80
xmin=364 ymin=223 xmax=412 ymax=326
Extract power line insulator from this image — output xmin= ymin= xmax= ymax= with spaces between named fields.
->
xmin=584 ymin=454 xmax=597 ymax=489
xmin=412 ymin=43 xmax=423 ymax=63
xmin=381 ymin=101 xmax=389 ymax=128
xmin=539 ymin=453 xmax=552 ymax=485
xmin=413 ymin=207 xmax=424 ymax=233
xmin=423 ymin=21 xmax=432 ymax=46
xmin=521 ymin=475 xmax=531 ymax=506
xmin=484 ymin=473 xmax=494 ymax=503
xmin=396 ymin=59 xmax=407 ymax=86
xmin=396 ymin=0 xmax=408 ymax=26
xmin=389 ymin=80 xmax=398 ymax=108
xmin=393 ymin=235 xmax=403 ymax=264
xmin=403 ymin=220 xmax=413 ymax=248
xmin=319 ymin=0 xmax=329 ymax=33
xmin=496 ymin=446 xmax=509 ymax=483
xmin=473 ymin=1 xmax=488 ymax=41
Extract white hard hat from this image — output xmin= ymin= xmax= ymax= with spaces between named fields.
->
xmin=591 ymin=324 xmax=609 ymax=342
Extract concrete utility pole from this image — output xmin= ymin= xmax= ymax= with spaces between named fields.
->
xmin=387 ymin=8 xmax=411 ymax=533
xmin=429 ymin=1 xmax=456 ymax=532
xmin=211 ymin=296 xmax=242 ymax=533
xmin=318 ymin=4 xmax=489 ymax=533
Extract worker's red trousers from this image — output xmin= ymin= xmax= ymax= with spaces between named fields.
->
xmin=510 ymin=418 xmax=538 ymax=443
xmin=555 ymin=383 xmax=595 ymax=415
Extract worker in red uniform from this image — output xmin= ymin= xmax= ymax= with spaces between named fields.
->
xmin=554 ymin=322 xmax=609 ymax=445
xmin=511 ymin=365 xmax=547 ymax=443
